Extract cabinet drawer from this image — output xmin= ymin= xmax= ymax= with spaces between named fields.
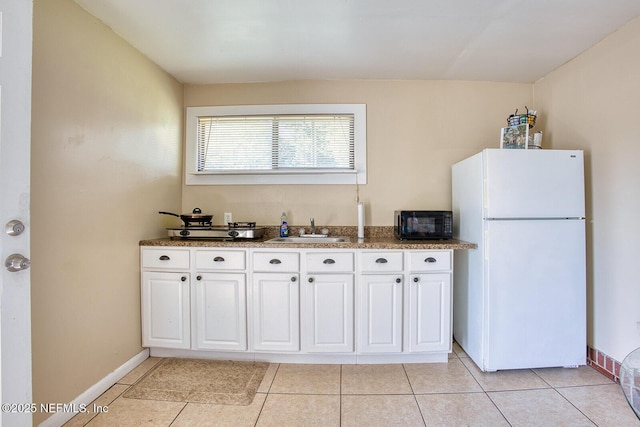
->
xmin=360 ymin=252 xmax=403 ymax=272
xmin=253 ymin=252 xmax=300 ymax=272
xmin=141 ymin=248 xmax=190 ymax=270
xmin=408 ymin=251 xmax=451 ymax=271
xmin=306 ymin=252 xmax=354 ymax=272
xmin=196 ymin=249 xmax=246 ymax=271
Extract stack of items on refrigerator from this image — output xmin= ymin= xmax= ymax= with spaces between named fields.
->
xmin=500 ymin=107 xmax=543 ymax=149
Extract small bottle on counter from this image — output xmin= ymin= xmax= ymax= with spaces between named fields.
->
xmin=280 ymin=212 xmax=289 ymax=237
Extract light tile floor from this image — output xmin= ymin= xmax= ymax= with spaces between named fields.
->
xmin=65 ymin=344 xmax=640 ymax=426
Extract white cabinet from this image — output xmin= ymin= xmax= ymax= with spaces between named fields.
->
xmin=358 ymin=249 xmax=453 ymax=355
xmin=407 ymin=251 xmax=452 ymax=353
xmin=252 ymin=272 xmax=300 ymax=351
xmin=141 ymin=248 xmax=191 ymax=349
xmin=195 ymin=249 xmax=246 ymax=270
xmin=141 ymin=247 xmax=248 ymax=351
xmin=193 ymin=249 xmax=248 ymax=351
xmin=193 ymin=272 xmax=246 ymax=351
xmin=358 ymin=251 xmax=404 ymax=353
xmin=251 ymin=251 xmax=300 ymax=352
xmin=140 ymin=244 xmax=454 ymax=361
xmin=142 ymin=248 xmax=190 ymax=270
xmin=302 ymin=251 xmax=355 ymax=353
xmin=408 ymin=273 xmax=451 ymax=352
xmin=359 ymin=274 xmax=404 ymax=353
xmin=141 ymin=270 xmax=190 ymax=349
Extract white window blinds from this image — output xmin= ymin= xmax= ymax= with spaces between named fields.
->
xmin=185 ymin=104 xmax=366 ymax=185
xmin=196 ymin=114 xmax=355 ymax=172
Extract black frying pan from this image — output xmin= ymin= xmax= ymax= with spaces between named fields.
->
xmin=159 ymin=208 xmax=213 ymax=226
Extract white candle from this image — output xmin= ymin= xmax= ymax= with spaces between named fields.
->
xmin=357 ymin=202 xmax=365 ymax=239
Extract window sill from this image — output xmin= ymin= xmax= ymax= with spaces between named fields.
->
xmin=186 ymin=170 xmax=366 ymax=185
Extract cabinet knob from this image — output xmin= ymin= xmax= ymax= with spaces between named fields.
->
xmin=375 ymin=258 xmax=388 ymax=264
xmin=395 ymin=277 xmax=401 ymax=283
xmin=413 ymin=277 xmax=419 ymax=283
xmin=291 ymin=276 xmax=297 ymax=282
xmin=270 ymin=258 xmax=282 ymax=264
xmin=323 ymin=258 xmax=335 ymax=264
xmin=213 ymin=256 xmax=225 ymax=262
xmin=159 ymin=255 xmax=170 ymax=261
xmin=197 ymin=275 xmax=202 ymax=281
xmin=425 ymin=257 xmax=437 ymax=263
xmin=308 ymin=277 xmax=314 ymax=283
xmin=181 ymin=276 xmax=187 ymax=282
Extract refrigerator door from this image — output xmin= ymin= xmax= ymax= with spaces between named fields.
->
xmin=484 ymin=149 xmax=585 ymax=219
xmin=483 ymin=218 xmax=586 ymax=371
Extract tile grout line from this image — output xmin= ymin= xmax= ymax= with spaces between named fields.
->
xmin=339 ymin=364 xmax=343 ymax=427
xmin=458 ymin=354 xmax=513 ymax=426
xmin=167 ymin=402 xmax=188 ymax=427
xmin=529 ymin=366 xmax=599 ymax=424
xmin=402 ymin=363 xmax=428 ymax=427
xmin=253 ymin=362 xmax=280 ymax=426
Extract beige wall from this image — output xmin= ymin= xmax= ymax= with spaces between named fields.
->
xmin=184 ymin=81 xmax=532 ymax=227
xmin=31 ymin=0 xmax=183 ymax=423
xmin=534 ymin=17 xmax=640 ymax=362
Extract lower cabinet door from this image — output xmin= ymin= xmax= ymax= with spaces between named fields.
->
xmin=302 ymin=273 xmax=354 ymax=353
xmin=359 ymin=274 xmax=403 ymax=353
xmin=193 ymin=272 xmax=247 ymax=351
xmin=408 ymin=273 xmax=451 ymax=352
xmin=252 ymin=272 xmax=300 ymax=351
xmin=141 ymin=271 xmax=190 ymax=349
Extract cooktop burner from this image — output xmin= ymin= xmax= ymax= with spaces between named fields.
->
xmin=167 ymin=222 xmax=265 ymax=240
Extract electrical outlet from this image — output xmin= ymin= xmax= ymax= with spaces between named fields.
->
xmin=224 ymin=212 xmax=233 ymax=225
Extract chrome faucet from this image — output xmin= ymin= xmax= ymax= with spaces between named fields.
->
xmin=310 ymin=218 xmax=316 ymax=234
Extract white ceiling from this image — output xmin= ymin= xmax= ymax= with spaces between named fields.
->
xmin=74 ymin=0 xmax=640 ymax=84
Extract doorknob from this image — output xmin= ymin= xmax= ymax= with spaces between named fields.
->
xmin=5 ymin=253 xmax=31 ymax=272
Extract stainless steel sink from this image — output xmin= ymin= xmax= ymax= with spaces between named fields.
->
xmin=267 ymin=236 xmax=351 ymax=243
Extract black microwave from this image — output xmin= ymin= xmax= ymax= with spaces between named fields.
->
xmin=394 ymin=210 xmax=453 ymax=240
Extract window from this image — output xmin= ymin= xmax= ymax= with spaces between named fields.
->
xmin=185 ymin=104 xmax=366 ymax=185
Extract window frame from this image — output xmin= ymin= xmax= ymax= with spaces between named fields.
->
xmin=185 ymin=104 xmax=367 ymax=185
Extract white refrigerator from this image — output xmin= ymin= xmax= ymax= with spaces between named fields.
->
xmin=451 ymin=149 xmax=586 ymax=372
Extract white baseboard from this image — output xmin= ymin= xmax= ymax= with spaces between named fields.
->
xmin=149 ymin=347 xmax=449 ymax=364
xmin=39 ymin=348 xmax=149 ymax=427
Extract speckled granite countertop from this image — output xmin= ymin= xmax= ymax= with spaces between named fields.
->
xmin=140 ymin=226 xmax=477 ymax=250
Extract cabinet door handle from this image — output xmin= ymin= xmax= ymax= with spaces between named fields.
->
xmin=159 ymin=255 xmax=170 ymax=261
xmin=413 ymin=276 xmax=419 ymax=283
xmin=213 ymin=256 xmax=225 ymax=262
xmin=269 ymin=258 xmax=282 ymax=264
xmin=197 ymin=275 xmax=202 ymax=281
xmin=323 ymin=258 xmax=335 ymax=264
xmin=181 ymin=276 xmax=187 ymax=282
xmin=375 ymin=258 xmax=388 ymax=264
xmin=308 ymin=277 xmax=314 ymax=283
xmin=395 ymin=277 xmax=402 ymax=283
xmin=291 ymin=276 xmax=297 ymax=282
xmin=425 ymin=257 xmax=437 ymax=263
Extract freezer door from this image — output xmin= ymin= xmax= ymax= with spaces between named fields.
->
xmin=483 ymin=219 xmax=586 ymax=371
xmin=484 ymin=149 xmax=585 ymax=219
